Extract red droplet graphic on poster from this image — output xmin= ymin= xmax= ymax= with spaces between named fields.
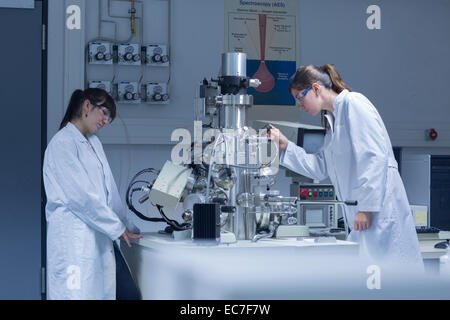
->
xmin=253 ymin=14 xmax=275 ymax=93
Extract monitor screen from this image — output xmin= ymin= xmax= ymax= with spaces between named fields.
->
xmin=304 ymin=208 xmax=327 ymax=228
xmin=298 ymin=129 xmax=325 ymax=154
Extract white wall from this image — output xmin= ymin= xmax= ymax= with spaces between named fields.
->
xmin=48 ymin=0 xmax=450 ymax=231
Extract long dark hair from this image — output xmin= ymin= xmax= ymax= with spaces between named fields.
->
xmin=59 ymin=88 xmax=117 ymax=130
xmin=289 ymin=64 xmax=351 ymax=94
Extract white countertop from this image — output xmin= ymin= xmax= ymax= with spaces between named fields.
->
xmin=130 ymin=232 xmax=358 ymax=251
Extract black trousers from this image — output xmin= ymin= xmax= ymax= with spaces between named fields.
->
xmin=113 ymin=242 xmax=142 ymax=300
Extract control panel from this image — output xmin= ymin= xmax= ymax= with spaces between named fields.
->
xmin=118 ymin=43 xmax=141 ymax=65
xmin=146 ymin=82 xmax=169 ymax=104
xmin=144 ymin=44 xmax=169 ymax=67
xmin=88 ymin=42 xmax=113 ymax=65
xmin=118 ymin=81 xmax=141 ymax=104
xmin=297 ymin=184 xmax=335 ymax=201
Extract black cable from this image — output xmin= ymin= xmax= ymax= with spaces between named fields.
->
xmin=126 ymin=167 xmax=192 ymax=231
xmin=127 ymin=188 xmax=165 ymax=222
xmin=156 ymin=205 xmax=191 ymax=231
xmin=125 ymin=169 xmax=165 ymax=222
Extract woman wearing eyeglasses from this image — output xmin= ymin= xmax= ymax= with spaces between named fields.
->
xmin=267 ymin=65 xmax=422 ymax=267
xmin=43 ymin=88 xmax=142 ymax=299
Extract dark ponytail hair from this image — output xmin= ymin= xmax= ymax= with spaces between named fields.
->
xmin=289 ymin=64 xmax=351 ymax=94
xmin=59 ymin=88 xmax=116 ymax=130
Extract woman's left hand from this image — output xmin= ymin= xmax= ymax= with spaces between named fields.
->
xmin=120 ymin=228 xmax=143 ymax=247
xmin=354 ymin=211 xmax=372 ymax=231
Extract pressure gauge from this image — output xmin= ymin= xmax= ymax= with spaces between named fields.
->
xmin=118 ymin=44 xmax=141 ymax=65
xmin=132 ymin=54 xmax=141 ymax=62
xmin=152 ymin=54 xmax=161 ymax=62
xmin=145 ymin=44 xmax=169 ymax=66
xmin=124 ymin=92 xmax=133 ymax=100
xmin=146 ymin=82 xmax=169 ymax=104
xmin=124 ymin=52 xmax=133 ymax=61
xmin=104 ymin=53 xmax=112 ymax=61
xmin=95 ymin=52 xmax=105 ymax=61
xmin=88 ymin=42 xmax=113 ymax=65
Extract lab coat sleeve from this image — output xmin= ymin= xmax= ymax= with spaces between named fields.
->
xmin=345 ymin=94 xmax=388 ymax=212
xmin=280 ymin=140 xmax=329 ymax=181
xmin=92 ymin=136 xmax=140 ymax=233
xmin=109 ymin=175 xmax=140 ymax=234
xmin=45 ymin=140 xmax=126 ymax=241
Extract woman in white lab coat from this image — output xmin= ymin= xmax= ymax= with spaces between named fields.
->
xmin=267 ymin=65 xmax=422 ymax=266
xmin=43 ymin=88 xmax=142 ymax=299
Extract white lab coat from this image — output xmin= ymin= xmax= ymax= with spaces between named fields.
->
xmin=43 ymin=122 xmax=137 ymax=299
xmin=281 ymin=90 xmax=423 ymax=266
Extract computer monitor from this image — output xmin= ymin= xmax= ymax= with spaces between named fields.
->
xmin=251 ymin=120 xmax=327 ymax=183
xmin=297 ymin=128 xmax=326 ymax=154
xmin=410 ymin=205 xmax=429 ymax=228
xmin=251 ymin=120 xmax=326 ymax=153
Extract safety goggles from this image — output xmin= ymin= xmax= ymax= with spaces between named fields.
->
xmin=90 ymin=100 xmax=112 ymax=123
xmin=295 ymin=85 xmax=312 ymax=105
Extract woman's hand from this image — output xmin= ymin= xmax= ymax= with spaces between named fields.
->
xmin=354 ymin=211 xmax=372 ymax=231
xmin=266 ymin=125 xmax=289 ymax=151
xmin=120 ymin=228 xmax=143 ymax=247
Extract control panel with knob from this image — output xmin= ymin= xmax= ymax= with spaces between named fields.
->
xmin=118 ymin=43 xmax=141 ymax=66
xmin=88 ymin=42 xmax=113 ymax=65
xmin=118 ymin=81 xmax=141 ymax=104
xmin=144 ymin=44 xmax=169 ymax=67
xmin=146 ymin=82 xmax=170 ymax=104
xmin=298 ymin=184 xmax=336 ymax=201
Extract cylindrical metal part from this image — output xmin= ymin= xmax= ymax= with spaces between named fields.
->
xmin=219 ymin=94 xmax=252 ymax=129
xmin=222 ymin=52 xmax=247 ymax=77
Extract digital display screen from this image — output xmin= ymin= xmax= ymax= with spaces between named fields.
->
xmin=305 ymin=208 xmax=326 ymax=228
xmin=303 ymin=132 xmax=325 ymax=154
xmin=298 ymin=129 xmax=325 ymax=154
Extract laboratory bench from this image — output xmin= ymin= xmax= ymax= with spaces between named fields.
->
xmin=120 ymin=232 xmax=450 ymax=299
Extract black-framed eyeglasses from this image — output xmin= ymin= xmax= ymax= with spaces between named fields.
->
xmin=90 ymin=100 xmax=112 ymax=123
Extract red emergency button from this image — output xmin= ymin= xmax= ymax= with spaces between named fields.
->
xmin=300 ymin=188 xmax=309 ymax=199
xmin=313 ymin=192 xmax=318 ymax=197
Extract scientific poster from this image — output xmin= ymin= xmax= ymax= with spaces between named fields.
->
xmin=225 ymin=0 xmax=299 ymax=105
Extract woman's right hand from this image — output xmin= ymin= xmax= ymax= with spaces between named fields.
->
xmin=266 ymin=125 xmax=289 ymax=151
